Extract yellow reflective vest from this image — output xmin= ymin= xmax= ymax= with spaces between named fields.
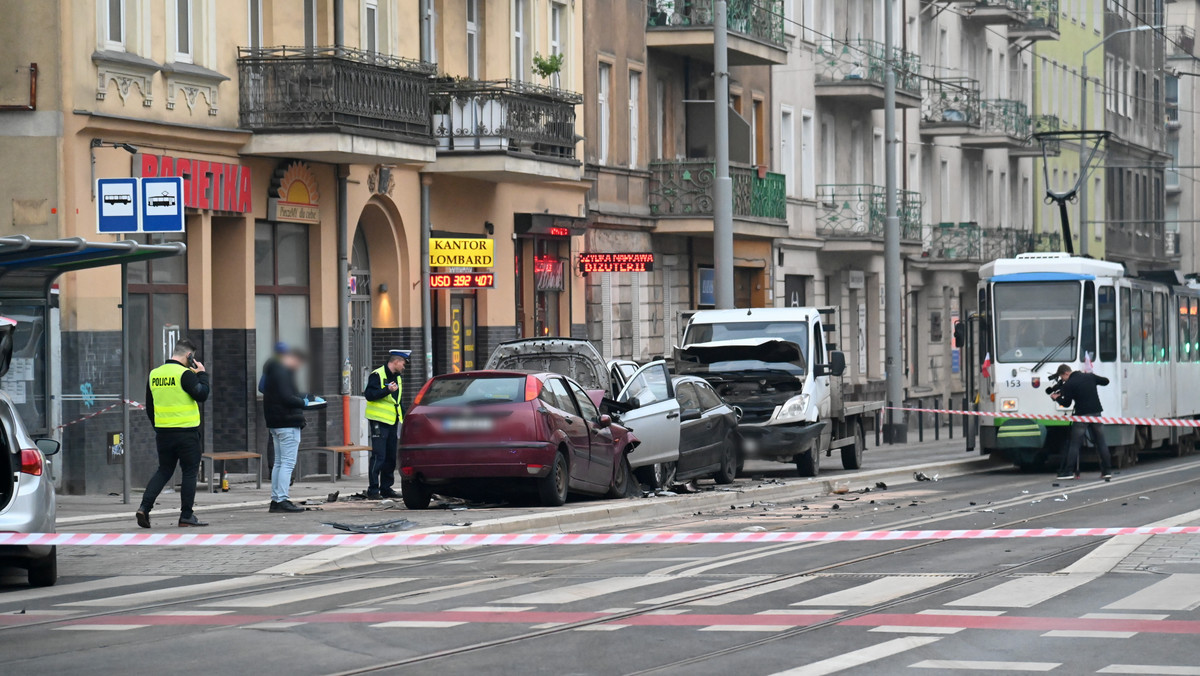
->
xmin=148 ymin=362 xmax=201 ymax=428
xmin=364 ymin=365 xmax=402 ymax=425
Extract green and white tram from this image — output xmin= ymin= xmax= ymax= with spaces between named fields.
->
xmin=978 ymin=252 xmax=1200 ymax=469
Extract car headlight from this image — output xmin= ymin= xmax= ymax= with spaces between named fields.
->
xmin=1001 ymin=398 xmax=1018 ymax=411
xmin=772 ymin=394 xmax=810 ymax=423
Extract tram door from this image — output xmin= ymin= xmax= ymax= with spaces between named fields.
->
xmin=350 ymin=231 xmax=372 ymax=393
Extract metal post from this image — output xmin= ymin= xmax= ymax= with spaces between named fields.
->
xmin=335 ymin=1 xmax=351 ymax=405
xmin=1079 ymin=61 xmax=1089 ymax=257
xmin=883 ymin=0 xmax=905 ymax=441
xmin=917 ymin=398 xmax=924 ymax=443
xmin=712 ymin=0 xmax=734 ymax=309
xmin=120 ymin=263 xmax=130 ymax=504
xmin=420 ymin=0 xmax=435 ymax=380
xmin=934 ymin=398 xmax=940 ymax=441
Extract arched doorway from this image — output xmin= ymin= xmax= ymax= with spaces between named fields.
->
xmin=351 ymin=196 xmax=407 ymax=388
xmin=349 ymin=228 xmax=371 ymax=393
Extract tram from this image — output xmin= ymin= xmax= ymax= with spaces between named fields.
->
xmin=977 ymin=252 xmax=1200 ymax=469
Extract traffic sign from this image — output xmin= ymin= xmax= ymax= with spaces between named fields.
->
xmin=96 ymin=178 xmax=140 ymax=233
xmin=141 ymin=177 xmax=184 ymax=232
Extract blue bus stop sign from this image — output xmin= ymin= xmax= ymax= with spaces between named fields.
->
xmin=96 ymin=178 xmax=140 ymax=233
xmin=140 ymin=177 xmax=185 ymax=232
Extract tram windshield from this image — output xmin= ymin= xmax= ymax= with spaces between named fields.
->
xmin=992 ymin=282 xmax=1081 ymax=363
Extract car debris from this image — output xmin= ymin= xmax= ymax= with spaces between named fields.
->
xmin=322 ymin=518 xmax=417 ymax=533
xmin=875 ymin=481 xmax=888 ymax=490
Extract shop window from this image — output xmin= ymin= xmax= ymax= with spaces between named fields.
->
xmin=128 ymin=233 xmax=189 ymax=395
xmin=533 ymin=239 xmax=564 ymax=337
xmin=255 ymin=222 xmax=310 ymax=377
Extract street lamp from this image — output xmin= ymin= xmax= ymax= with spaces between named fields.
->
xmin=1079 ymin=25 xmax=1162 ymax=257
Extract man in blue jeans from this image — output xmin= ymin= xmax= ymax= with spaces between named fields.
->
xmin=263 ymin=346 xmax=309 ymax=512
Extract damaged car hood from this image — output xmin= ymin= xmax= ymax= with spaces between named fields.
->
xmin=675 ymin=338 xmax=805 ymax=369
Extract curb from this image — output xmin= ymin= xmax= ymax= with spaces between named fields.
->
xmin=266 ymin=454 xmax=1001 ymax=575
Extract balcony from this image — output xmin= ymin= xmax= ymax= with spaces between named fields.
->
xmin=426 ymin=79 xmax=583 ymax=182
xmin=1032 ymin=232 xmax=1063 ymax=252
xmin=815 ymin=185 xmax=923 ymax=242
xmin=958 ymin=0 xmax=1027 ymax=25
xmin=814 ymin=39 xmax=922 ymax=109
xmin=923 ymin=223 xmax=1041 ymax=262
xmin=1168 ymin=26 xmax=1195 ymax=58
xmin=1007 ymin=0 xmax=1059 ymax=41
xmin=238 ymin=46 xmax=436 ymax=164
xmin=1011 ymin=114 xmax=1061 ymax=157
xmin=648 ymin=159 xmax=787 ymax=238
xmin=961 ymin=99 xmax=1031 ymax=149
xmin=921 ymin=78 xmax=981 ymax=136
xmin=646 ymin=0 xmax=787 ymax=66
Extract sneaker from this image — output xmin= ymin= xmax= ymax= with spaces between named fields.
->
xmin=270 ymin=499 xmax=304 ymax=513
xmin=365 ymin=490 xmax=382 ymax=500
xmin=135 ymin=510 xmax=150 ymax=529
xmin=178 ymin=514 xmax=209 ymax=527
xmin=380 ymin=488 xmax=401 ymax=499
xmin=1101 ymin=472 xmax=1113 ymax=481
xmin=1056 ymin=473 xmax=1075 ymax=480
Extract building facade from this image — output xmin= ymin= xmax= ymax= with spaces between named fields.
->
xmin=1166 ymin=1 xmax=1199 ymax=273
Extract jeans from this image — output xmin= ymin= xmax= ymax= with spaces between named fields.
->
xmin=269 ymin=427 xmax=301 ymax=502
xmin=369 ymin=421 xmax=399 ymax=493
xmin=139 ymin=429 xmax=203 ymax=519
xmin=1059 ymin=421 xmax=1113 ymax=476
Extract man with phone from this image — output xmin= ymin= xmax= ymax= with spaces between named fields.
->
xmin=1050 ymin=363 xmax=1113 ymax=481
xmin=136 ymin=338 xmax=211 ymax=527
xmin=363 ymin=349 xmax=408 ymax=500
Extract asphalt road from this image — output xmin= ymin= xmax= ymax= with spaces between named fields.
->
xmin=4 ymin=449 xmax=1200 ymax=675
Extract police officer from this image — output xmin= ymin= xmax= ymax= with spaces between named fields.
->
xmin=135 ymin=338 xmax=211 ymax=528
xmin=363 ymin=349 xmax=408 ymax=499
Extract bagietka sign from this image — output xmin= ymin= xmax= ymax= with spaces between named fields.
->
xmin=135 ymin=154 xmax=252 ymax=213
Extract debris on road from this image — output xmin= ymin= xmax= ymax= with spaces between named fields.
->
xmin=875 ymin=481 xmax=888 ymax=490
xmin=322 ymin=518 xmax=417 ymax=534
xmin=914 ymin=472 xmax=938 ymax=482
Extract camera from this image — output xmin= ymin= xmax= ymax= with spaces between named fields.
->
xmin=1045 ymin=372 xmax=1064 ymax=396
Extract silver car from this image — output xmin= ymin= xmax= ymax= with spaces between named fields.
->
xmin=0 ymin=316 xmax=58 ymax=586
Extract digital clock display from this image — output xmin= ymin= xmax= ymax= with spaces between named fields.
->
xmin=428 ymin=273 xmax=496 ymax=289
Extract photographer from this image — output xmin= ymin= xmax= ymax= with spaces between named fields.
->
xmin=1049 ymin=364 xmax=1113 ymax=481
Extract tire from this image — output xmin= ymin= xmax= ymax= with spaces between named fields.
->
xmin=794 ymin=447 xmax=819 ymax=477
xmin=608 ymin=455 xmax=635 ymax=499
xmin=539 ymin=451 xmax=570 ymax=506
xmin=840 ymin=421 xmax=865 ymax=470
xmin=27 ymin=547 xmax=57 ymax=587
xmin=713 ymin=434 xmax=737 ymax=484
xmin=653 ymin=461 xmax=678 ymax=490
xmin=1178 ymin=435 xmax=1197 ymax=457
xmin=401 ymin=481 xmax=432 ymax=510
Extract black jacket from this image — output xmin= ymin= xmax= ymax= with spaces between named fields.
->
xmin=1057 ymin=371 xmax=1110 ymax=416
xmin=145 ymin=359 xmax=210 ymax=430
xmin=263 ymin=358 xmax=307 ymax=429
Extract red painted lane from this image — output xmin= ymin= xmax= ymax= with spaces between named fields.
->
xmin=841 ymin=613 xmax=1200 ymax=634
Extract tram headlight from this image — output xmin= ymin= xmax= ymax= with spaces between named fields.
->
xmin=1000 ymin=398 xmax=1018 ymax=412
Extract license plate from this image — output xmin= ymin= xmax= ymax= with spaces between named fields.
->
xmin=441 ymin=417 xmax=494 ymax=432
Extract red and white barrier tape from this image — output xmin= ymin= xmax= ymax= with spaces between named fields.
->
xmin=56 ymin=400 xmax=145 ymax=430
xmin=888 ymin=406 xmax=1200 ymax=428
xmin=4 ymin=526 xmax=1200 ymax=547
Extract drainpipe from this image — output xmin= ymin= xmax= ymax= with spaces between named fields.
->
xmin=420 ymin=0 xmax=434 ymax=382
xmin=335 ymin=1 xmax=352 ymax=449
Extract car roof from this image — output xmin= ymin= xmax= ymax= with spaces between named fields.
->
xmin=688 ymin=307 xmax=819 ymax=324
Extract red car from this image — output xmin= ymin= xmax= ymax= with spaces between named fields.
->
xmin=398 ymin=370 xmax=640 ymax=509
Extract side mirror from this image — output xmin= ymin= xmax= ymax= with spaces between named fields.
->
xmin=816 ymin=351 xmax=847 ymax=377
xmin=732 ymin=405 xmax=744 ymax=422
xmin=35 ymin=438 xmax=60 ymax=457
xmin=680 ymin=408 xmax=702 ymax=422
xmin=597 ymin=414 xmax=613 ymax=428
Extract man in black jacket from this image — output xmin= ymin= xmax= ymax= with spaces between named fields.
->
xmin=263 ymin=346 xmax=309 ymax=512
xmin=1050 ymin=364 xmax=1113 ymax=480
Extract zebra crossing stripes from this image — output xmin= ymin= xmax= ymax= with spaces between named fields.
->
xmin=202 ymin=578 xmax=411 ymax=608
xmin=946 ymin=573 xmax=1100 ymax=609
xmin=793 ymin=576 xmax=958 ymax=607
xmin=1104 ymin=574 xmax=1200 ymax=611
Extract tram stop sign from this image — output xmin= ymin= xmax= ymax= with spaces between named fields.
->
xmin=141 ymin=177 xmax=184 ymax=232
xmin=96 ymin=176 xmax=185 ymax=233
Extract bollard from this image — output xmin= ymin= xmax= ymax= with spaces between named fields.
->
xmin=875 ymin=411 xmax=882 ymax=447
xmin=962 ymin=396 xmax=970 ymax=449
xmin=948 ymin=396 xmax=954 ymax=440
xmin=917 ymin=398 xmax=924 ymax=443
xmin=934 ymin=397 xmax=941 ymax=441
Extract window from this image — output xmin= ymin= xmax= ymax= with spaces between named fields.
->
xmin=753 ymin=99 xmax=765 ymax=167
xmin=1156 ymin=293 xmax=1168 ymax=362
xmin=675 ymin=382 xmax=700 ymax=412
xmin=104 ymin=0 xmax=125 ymax=50
xmin=696 ymin=382 xmax=723 ymax=410
xmin=543 ymin=377 xmax=578 ymax=414
xmin=365 ymin=0 xmax=378 ymax=53
xmin=255 ymin=223 xmax=311 ymax=375
xmin=629 ymin=72 xmax=640 ymax=168
xmin=655 ymin=79 xmax=666 ymax=160
xmin=128 ymin=233 xmax=189 ymax=402
xmin=598 ymin=63 xmax=611 ymax=164
xmin=513 ymin=0 xmax=529 ymax=81
xmin=304 ymin=0 xmax=317 ymax=47
xmin=800 ymin=110 xmax=815 ymax=200
xmin=802 ymin=0 xmax=815 ymax=42
xmin=550 ymin=3 xmax=564 ymax=88
xmin=1192 ymin=299 xmax=1199 ymax=363
xmin=1081 ymin=282 xmax=1097 ymax=361
xmin=466 ymin=0 xmax=479 ymax=78
xmin=1099 ymin=286 xmax=1117 ymax=362
xmin=1121 ymin=287 xmax=1131 ymax=361
xmin=566 ymin=380 xmax=600 ymax=422
xmin=174 ymin=0 xmax=193 ymax=62
xmin=780 ymin=107 xmax=795 ymax=195
xmin=248 ymin=0 xmax=263 ymax=50
xmin=820 ymin=114 xmax=835 ymax=200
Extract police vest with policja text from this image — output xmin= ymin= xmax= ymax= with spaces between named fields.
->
xmin=148 ymin=362 xmax=201 ymax=428
xmin=364 ymin=366 xmax=403 ymax=425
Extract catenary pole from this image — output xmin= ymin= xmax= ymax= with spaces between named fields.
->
xmin=883 ymin=0 xmax=904 ymax=441
xmin=713 ymin=0 xmax=734 ymax=308
xmin=421 ymin=0 xmax=434 ymax=380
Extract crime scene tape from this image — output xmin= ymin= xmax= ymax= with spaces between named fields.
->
xmin=888 ymin=406 xmax=1200 ymax=428
xmin=3 ymin=526 xmax=1200 ymax=547
xmin=55 ymin=400 xmax=145 ymax=431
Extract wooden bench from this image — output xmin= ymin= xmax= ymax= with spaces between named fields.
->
xmin=201 ymin=451 xmax=263 ymax=492
xmin=297 ymin=445 xmax=371 ymax=483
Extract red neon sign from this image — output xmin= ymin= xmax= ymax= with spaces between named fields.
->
xmin=579 ymin=253 xmax=655 ymax=274
xmin=428 ymin=273 xmax=495 ymax=289
xmin=547 ymin=226 xmax=571 ymax=237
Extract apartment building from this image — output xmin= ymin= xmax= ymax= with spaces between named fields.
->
xmin=1166 ymin=1 xmax=1199 ymax=272
xmin=0 ymin=0 xmax=588 ymax=494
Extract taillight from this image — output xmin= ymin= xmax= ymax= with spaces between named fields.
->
xmin=19 ymin=448 xmax=42 ymax=476
xmin=413 ymin=380 xmax=433 ymax=406
xmin=524 ymin=375 xmax=542 ymax=402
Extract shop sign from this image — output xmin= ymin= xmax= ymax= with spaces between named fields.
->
xmin=428 ymin=272 xmax=495 ymax=289
xmin=698 ymin=268 xmax=715 ymax=306
xmin=451 ymin=305 xmax=463 ymax=373
xmin=579 ymin=253 xmax=654 ymax=274
xmin=534 ymin=257 xmax=564 ymax=291
xmin=430 ymin=238 xmax=494 ymax=267
xmin=269 ymin=162 xmax=321 ymax=224
xmin=848 ymin=270 xmax=865 ymax=290
xmin=136 ymin=153 xmax=252 ymax=213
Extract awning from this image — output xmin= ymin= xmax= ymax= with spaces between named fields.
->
xmin=0 ymin=235 xmax=186 ymax=299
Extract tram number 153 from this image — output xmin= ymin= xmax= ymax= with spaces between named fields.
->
xmin=1004 ymin=379 xmax=1022 ymax=388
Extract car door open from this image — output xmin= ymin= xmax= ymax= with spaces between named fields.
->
xmin=616 ymin=361 xmax=681 ymax=471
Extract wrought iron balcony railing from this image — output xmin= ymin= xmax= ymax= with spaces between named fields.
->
xmin=977 ymin=99 xmax=1031 ymax=139
xmin=237 ymin=46 xmax=435 ymax=141
xmin=924 ymin=223 xmax=1042 ymax=261
xmin=1011 ymin=0 xmax=1059 ymax=34
xmin=1033 ymin=232 xmax=1063 ymax=252
xmin=649 ymin=160 xmax=787 ymax=222
xmin=646 ymin=0 xmax=785 ymax=48
xmin=922 ymin=77 xmax=982 ymax=128
xmin=815 ymin=39 xmax=922 ymax=95
xmin=430 ymin=79 xmax=582 ymax=160
xmin=815 ymin=184 xmax=922 ymax=240
xmin=1168 ymin=26 xmax=1196 ymax=57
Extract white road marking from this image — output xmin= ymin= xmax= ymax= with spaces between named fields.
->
xmin=793 ymin=576 xmax=957 ymax=607
xmin=145 ymin=610 xmax=233 ymax=616
xmin=756 ymin=609 xmax=841 ymax=616
xmin=910 ymin=660 xmax=1060 ymax=671
xmin=448 ymin=606 xmax=535 ymax=613
xmin=1098 ymin=666 xmax=1200 ymax=675
xmin=687 ymin=577 xmax=815 ymax=607
xmin=203 ymin=578 xmax=411 ymax=608
xmin=370 ymin=621 xmax=466 ymax=628
xmin=499 ymin=559 xmax=596 ymax=565
xmin=870 ymin=625 xmax=963 ymax=634
xmin=918 ymin=609 xmax=1006 ymax=616
xmin=946 ymin=574 xmax=1099 ymax=608
xmin=59 ymin=575 xmax=274 ymax=608
xmin=573 ymin=624 xmax=628 ymax=631
xmin=1061 ymin=505 xmax=1200 ymax=576
xmin=244 ymin=621 xmax=307 ymax=630
xmin=383 ymin=578 xmax=530 ymax=606
xmin=700 ymin=624 xmax=791 ymax=632
xmin=1042 ymin=630 xmax=1138 ymax=639
xmin=1082 ymin=613 xmax=1169 ymax=621
xmin=530 ymin=622 xmax=566 ymax=629
xmin=767 ymin=636 xmax=942 ymax=675
xmin=625 ymin=557 xmax=702 ymax=562
xmin=637 ymin=576 xmax=771 ymax=605
xmin=500 ymin=577 xmax=669 ymax=605
xmin=0 ymin=575 xmax=174 ymax=606
xmin=53 ymin=624 xmax=148 ymax=631
xmin=1105 ymin=575 xmax=1200 ymax=611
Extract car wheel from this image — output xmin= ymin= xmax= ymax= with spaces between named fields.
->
xmin=608 ymin=455 xmax=636 ymax=499
xmin=401 ymin=481 xmax=432 ymax=510
xmin=713 ymin=434 xmax=737 ymax=484
xmin=794 ymin=448 xmax=819 ymax=477
xmin=653 ymin=461 xmax=678 ymax=490
xmin=539 ymin=451 xmax=570 ymax=506
xmin=27 ymin=546 xmax=57 ymax=587
xmin=840 ymin=421 xmax=865 ymax=470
